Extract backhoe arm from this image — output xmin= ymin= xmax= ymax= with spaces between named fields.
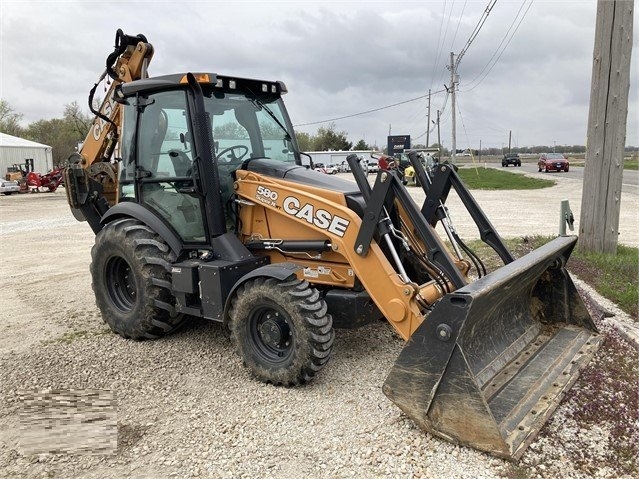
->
xmin=64 ymin=29 xmax=153 ymax=232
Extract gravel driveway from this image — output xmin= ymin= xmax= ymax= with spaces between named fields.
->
xmin=0 ymin=179 xmax=636 ymax=478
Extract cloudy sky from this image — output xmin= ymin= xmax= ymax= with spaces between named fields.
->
xmin=1 ymin=0 xmax=637 ymax=150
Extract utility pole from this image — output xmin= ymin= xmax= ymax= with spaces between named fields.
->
xmin=479 ymin=139 xmax=482 ymax=162
xmin=450 ymin=52 xmax=457 ymax=164
xmin=580 ymin=0 xmax=634 ymax=254
xmin=426 ymin=89 xmax=431 ymax=148
xmin=436 ymin=110 xmax=441 ymax=157
xmin=508 ymin=130 xmax=512 ymax=153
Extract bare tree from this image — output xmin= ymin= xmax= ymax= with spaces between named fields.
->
xmin=0 ymin=99 xmax=24 ymax=136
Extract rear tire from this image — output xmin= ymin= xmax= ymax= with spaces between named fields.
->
xmin=91 ymin=218 xmax=185 ymax=339
xmin=229 ymin=276 xmax=334 ymax=386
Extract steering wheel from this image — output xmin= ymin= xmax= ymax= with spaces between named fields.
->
xmin=216 ymin=145 xmax=249 ymax=163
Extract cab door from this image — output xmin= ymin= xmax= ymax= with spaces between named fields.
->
xmin=119 ymin=89 xmax=207 ymax=243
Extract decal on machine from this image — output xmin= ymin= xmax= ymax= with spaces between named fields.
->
xmin=303 ymin=266 xmax=332 ymax=279
xmin=255 ymin=185 xmax=279 ymax=206
xmin=282 ymin=196 xmax=350 ymax=237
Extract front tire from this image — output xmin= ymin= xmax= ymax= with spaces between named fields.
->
xmin=91 ymin=218 xmax=185 ymax=339
xmin=229 ymin=276 xmax=334 ymax=386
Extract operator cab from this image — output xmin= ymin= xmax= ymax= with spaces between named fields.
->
xmin=116 ymin=73 xmax=299 ymax=246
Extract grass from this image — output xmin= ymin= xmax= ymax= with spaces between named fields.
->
xmin=464 ymin=235 xmax=638 ymax=475
xmin=464 ymin=235 xmax=638 ymax=319
xmin=570 ymin=243 xmax=639 ymax=319
xmin=624 ymin=158 xmax=638 ymax=170
xmin=456 ymin=166 xmax=555 ymax=190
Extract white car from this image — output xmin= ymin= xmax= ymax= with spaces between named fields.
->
xmin=316 ymin=164 xmax=338 ymax=175
xmin=0 ymin=179 xmax=20 ymax=195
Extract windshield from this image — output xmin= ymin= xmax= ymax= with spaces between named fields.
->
xmin=203 ymin=90 xmax=298 ymax=164
xmin=547 ymin=153 xmax=565 ymax=159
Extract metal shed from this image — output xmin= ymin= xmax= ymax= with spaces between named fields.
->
xmin=0 ymin=132 xmax=53 ymax=174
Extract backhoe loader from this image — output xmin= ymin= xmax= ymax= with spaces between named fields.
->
xmin=64 ymin=30 xmax=601 ymax=460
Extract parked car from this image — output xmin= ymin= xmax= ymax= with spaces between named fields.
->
xmin=0 ymin=179 xmax=20 ymax=195
xmin=538 ymin=153 xmax=569 ymax=172
xmin=502 ymin=153 xmax=521 ymax=167
xmin=314 ymin=163 xmax=338 ymax=175
xmin=323 ymin=164 xmax=339 ymax=174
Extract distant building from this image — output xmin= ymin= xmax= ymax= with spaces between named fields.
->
xmin=0 ymin=132 xmax=53 ymax=174
xmin=306 ymin=150 xmax=378 ymax=169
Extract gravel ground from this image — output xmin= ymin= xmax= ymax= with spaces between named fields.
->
xmin=0 ymin=183 xmax=637 ymax=479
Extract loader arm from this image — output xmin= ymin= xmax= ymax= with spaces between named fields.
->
xmin=64 ymin=30 xmax=154 ymax=232
xmin=234 ymin=169 xmax=435 ymax=339
xmin=235 ymin=157 xmax=601 ymax=460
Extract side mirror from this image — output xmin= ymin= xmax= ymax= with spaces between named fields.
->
xmin=299 ymin=152 xmax=313 ymax=169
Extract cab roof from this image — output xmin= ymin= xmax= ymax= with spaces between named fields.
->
xmin=118 ymin=73 xmax=287 ymax=98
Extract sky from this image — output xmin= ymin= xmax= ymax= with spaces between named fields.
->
xmin=1 ymin=0 xmax=637 ymax=151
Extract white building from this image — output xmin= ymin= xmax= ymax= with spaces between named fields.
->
xmin=0 ymin=132 xmax=53 ymax=174
xmin=306 ymin=150 xmax=378 ymax=168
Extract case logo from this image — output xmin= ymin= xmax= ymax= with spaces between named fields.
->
xmin=282 ymin=196 xmax=349 ymax=237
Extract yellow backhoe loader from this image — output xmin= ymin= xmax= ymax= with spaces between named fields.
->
xmin=64 ymin=30 xmax=601 ymax=460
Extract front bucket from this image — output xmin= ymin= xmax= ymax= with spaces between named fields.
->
xmin=382 ymin=236 xmax=602 ymax=460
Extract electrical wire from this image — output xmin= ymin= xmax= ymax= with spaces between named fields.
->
xmin=462 ymin=0 xmax=534 ymax=91
xmin=456 ymin=0 xmax=498 ymax=67
xmin=412 ymin=90 xmax=450 ymax=140
xmin=456 ymin=97 xmax=472 ymax=150
xmin=429 ymin=0 xmax=449 ymax=92
xmin=463 ymin=0 xmax=527 ymax=87
xmin=436 ymin=0 xmax=457 ymax=86
xmin=294 ymin=88 xmax=447 ymax=127
xmin=449 ymin=0 xmax=468 ymax=52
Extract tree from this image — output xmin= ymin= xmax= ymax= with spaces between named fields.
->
xmin=64 ymin=101 xmax=92 ymax=138
xmin=312 ymin=123 xmax=352 ymax=151
xmin=0 ymin=99 xmax=24 ymax=136
xmin=353 ymin=139 xmax=371 ymax=150
xmin=295 ymin=131 xmax=312 ymax=151
xmin=24 ymin=102 xmax=92 ymax=167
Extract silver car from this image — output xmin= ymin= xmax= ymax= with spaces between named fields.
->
xmin=0 ymin=179 xmax=20 ymax=195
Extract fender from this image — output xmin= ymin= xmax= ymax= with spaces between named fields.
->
xmin=101 ymin=202 xmax=183 ymax=255
xmin=222 ymin=262 xmax=303 ymax=325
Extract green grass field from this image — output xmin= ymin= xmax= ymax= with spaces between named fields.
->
xmin=466 ymin=236 xmax=638 ymax=319
xmin=456 ymin=166 xmax=555 ymax=190
xmin=624 ymin=158 xmax=639 ymax=170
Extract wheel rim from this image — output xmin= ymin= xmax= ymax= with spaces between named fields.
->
xmin=248 ymin=305 xmax=294 ymax=364
xmin=105 ymin=256 xmax=137 ymax=312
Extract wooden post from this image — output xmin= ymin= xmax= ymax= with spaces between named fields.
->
xmin=580 ymin=0 xmax=634 ymax=254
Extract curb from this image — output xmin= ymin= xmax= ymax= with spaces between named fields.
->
xmin=572 ymin=276 xmax=639 ymax=350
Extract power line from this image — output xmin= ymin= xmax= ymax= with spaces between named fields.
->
xmin=293 ymin=88 xmax=447 ymax=127
xmin=429 ymin=1 xmax=449 ymax=92
xmin=464 ymin=0 xmax=527 ymax=85
xmin=456 ymin=0 xmax=498 ymax=67
xmin=456 ymin=97 xmax=472 ymax=149
xmin=462 ymin=0 xmax=534 ymax=91
xmin=449 ymin=0 xmax=469 ymax=52
xmin=412 ymin=89 xmax=451 ymax=141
